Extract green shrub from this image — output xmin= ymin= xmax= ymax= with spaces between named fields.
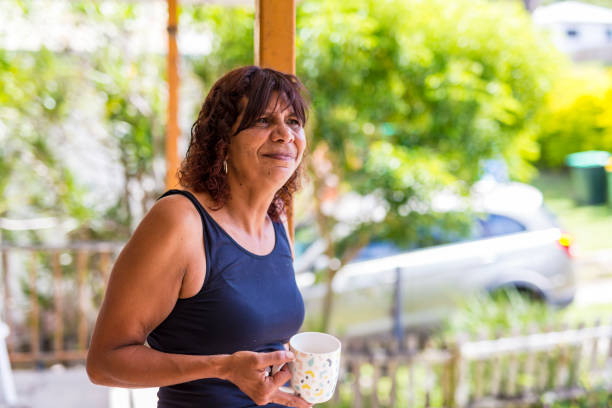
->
xmin=537 ymin=66 xmax=612 ymax=169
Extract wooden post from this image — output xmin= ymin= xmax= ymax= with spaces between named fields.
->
xmin=352 ymin=358 xmax=362 ymax=408
xmin=255 ymin=0 xmax=296 ymax=75
xmin=76 ymin=251 xmax=88 ymax=350
xmin=255 ymin=0 xmax=297 ymax=244
xmin=52 ymin=252 xmax=64 ymax=359
xmin=524 ymin=324 xmax=541 ymax=395
xmin=165 ymin=0 xmax=180 ymax=189
xmin=371 ymin=358 xmax=381 ymax=408
xmin=393 ymin=267 xmax=404 ymax=349
xmin=98 ymin=251 xmax=111 ymax=288
xmin=1 ymin=250 xmax=13 ymax=352
xmin=388 ymin=361 xmax=398 ymax=408
xmin=588 ymin=318 xmax=601 ymax=385
xmin=28 ymin=253 xmax=40 ymax=360
xmin=568 ymin=323 xmax=584 ymax=388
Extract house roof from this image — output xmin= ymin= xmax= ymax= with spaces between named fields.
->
xmin=533 ymin=1 xmax=612 ymax=25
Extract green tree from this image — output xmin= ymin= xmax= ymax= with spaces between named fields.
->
xmin=0 ymin=47 xmax=92 ymax=239
xmin=537 ymin=66 xmax=612 ymax=168
xmin=0 ymin=0 xmax=165 ymax=243
xmin=187 ymin=5 xmax=254 ymax=87
xmin=66 ymin=1 xmax=167 ymax=239
xmin=89 ymin=47 xmax=166 ymax=238
xmin=297 ymin=0 xmax=562 ymax=331
xmin=188 ymin=0 xmax=562 ymax=331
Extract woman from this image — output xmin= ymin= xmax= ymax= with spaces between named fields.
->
xmin=86 ymin=66 xmax=312 ymax=408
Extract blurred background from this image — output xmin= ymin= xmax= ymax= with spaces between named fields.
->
xmin=1 ymin=0 xmax=612 ymax=406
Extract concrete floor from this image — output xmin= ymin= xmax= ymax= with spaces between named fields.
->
xmin=6 ymin=365 xmax=108 ymax=408
xmin=4 ymin=365 xmax=159 ymax=408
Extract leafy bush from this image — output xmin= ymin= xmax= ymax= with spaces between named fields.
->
xmin=537 ymin=66 xmax=612 ymax=169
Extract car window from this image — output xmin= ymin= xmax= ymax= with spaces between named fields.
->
xmin=353 ymin=241 xmax=402 ymax=262
xmin=478 ymin=214 xmax=526 ymax=238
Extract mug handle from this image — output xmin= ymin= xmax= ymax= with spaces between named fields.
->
xmin=266 ymin=364 xmax=296 ymax=395
xmin=278 ymin=386 xmax=294 ymax=394
xmin=270 ymin=363 xmax=285 ymax=376
xmin=264 ymin=363 xmax=285 ymax=377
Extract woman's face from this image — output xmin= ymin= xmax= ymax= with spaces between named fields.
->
xmin=227 ymin=94 xmax=306 ymax=191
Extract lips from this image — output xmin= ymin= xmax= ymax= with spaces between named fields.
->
xmin=263 ymin=153 xmax=296 ymax=161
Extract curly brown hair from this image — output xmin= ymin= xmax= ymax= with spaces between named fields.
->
xmin=178 ymin=66 xmax=309 ymax=222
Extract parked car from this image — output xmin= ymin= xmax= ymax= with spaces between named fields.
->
xmin=295 ymin=181 xmax=576 ymax=337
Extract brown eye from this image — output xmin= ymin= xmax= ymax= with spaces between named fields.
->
xmin=287 ymin=118 xmax=301 ymax=127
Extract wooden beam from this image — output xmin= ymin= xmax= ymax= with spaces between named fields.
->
xmin=255 ymin=0 xmax=297 ymax=243
xmin=166 ymin=0 xmax=180 ymax=189
xmin=255 ymin=0 xmax=296 ymax=74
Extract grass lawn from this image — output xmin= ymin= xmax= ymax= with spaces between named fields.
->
xmin=530 ymin=170 xmax=612 ymax=253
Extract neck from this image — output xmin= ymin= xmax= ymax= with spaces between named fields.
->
xmin=221 ymin=176 xmax=279 ymax=236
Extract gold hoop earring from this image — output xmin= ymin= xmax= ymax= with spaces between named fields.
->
xmin=223 ymin=160 xmax=228 ymax=174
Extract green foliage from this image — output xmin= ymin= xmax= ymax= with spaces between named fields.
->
xmin=0 ymin=47 xmax=92 ymax=228
xmin=537 ymin=66 xmax=612 ymax=168
xmin=187 ymin=5 xmax=254 ymax=89
xmin=537 ymin=389 xmax=612 ymax=408
xmin=189 ymin=0 xmax=561 ymax=249
xmin=437 ymin=288 xmax=561 ymax=342
xmin=90 ymin=46 xmax=166 ymax=236
xmin=186 ymin=0 xmax=563 ymax=328
xmin=297 ymin=0 xmax=561 ymax=265
xmin=298 ymin=0 xmax=561 ymax=190
xmin=0 ymin=1 xmax=169 ymax=241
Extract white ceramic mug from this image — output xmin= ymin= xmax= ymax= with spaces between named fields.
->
xmin=286 ymin=332 xmax=342 ymax=404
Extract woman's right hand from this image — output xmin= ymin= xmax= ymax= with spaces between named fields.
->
xmin=224 ymin=350 xmax=312 ymax=407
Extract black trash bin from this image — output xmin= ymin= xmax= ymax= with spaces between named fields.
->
xmin=565 ymin=151 xmax=610 ymax=205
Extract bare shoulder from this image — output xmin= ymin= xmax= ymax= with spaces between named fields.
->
xmin=114 ymin=192 xmax=204 ymax=291
xmin=148 ymin=193 xmax=207 ymax=299
xmin=148 ymin=193 xmax=201 ymax=230
xmin=88 ymin=193 xmax=205 ymax=351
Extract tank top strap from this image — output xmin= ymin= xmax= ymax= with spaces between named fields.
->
xmin=157 ymin=189 xmax=221 ymax=234
xmin=157 ymin=189 xmax=216 ymax=294
xmin=272 ymin=220 xmax=293 ymax=259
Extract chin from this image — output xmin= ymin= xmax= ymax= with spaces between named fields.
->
xmin=265 ymin=166 xmax=295 ymax=184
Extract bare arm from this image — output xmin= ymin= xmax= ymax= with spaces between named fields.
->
xmin=86 ymin=195 xmax=226 ymax=388
xmin=85 ymin=196 xmax=309 ymax=406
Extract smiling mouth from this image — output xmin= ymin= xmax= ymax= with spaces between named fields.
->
xmin=263 ymin=154 xmax=295 ymax=161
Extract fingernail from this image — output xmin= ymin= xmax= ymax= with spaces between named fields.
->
xmin=285 ymin=351 xmax=295 ymax=360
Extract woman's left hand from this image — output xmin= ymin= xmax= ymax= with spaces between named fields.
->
xmin=267 ymin=345 xmax=311 ymax=407
xmin=267 ymin=365 xmax=312 ymax=407
xmin=269 ymin=388 xmax=312 ymax=407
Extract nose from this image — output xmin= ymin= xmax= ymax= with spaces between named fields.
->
xmin=270 ymin=122 xmax=294 ymax=143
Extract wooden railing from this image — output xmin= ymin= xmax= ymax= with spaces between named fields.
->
xmin=3 ymin=242 xmax=612 ymax=406
xmin=114 ymin=324 xmax=612 ymax=408
xmin=0 ymin=243 xmax=123 ymax=366
xmin=331 ymin=322 xmax=612 ymax=407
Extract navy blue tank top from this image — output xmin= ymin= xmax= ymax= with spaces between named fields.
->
xmin=147 ymin=190 xmax=305 ymax=408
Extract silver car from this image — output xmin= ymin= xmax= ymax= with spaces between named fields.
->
xmin=296 ymin=181 xmax=576 ymax=337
